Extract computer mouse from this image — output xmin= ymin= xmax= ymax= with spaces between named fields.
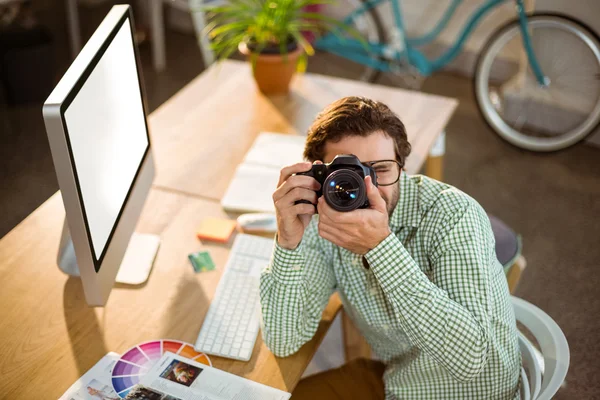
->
xmin=237 ymin=213 xmax=278 ymax=233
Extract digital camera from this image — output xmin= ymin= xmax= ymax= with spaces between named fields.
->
xmin=296 ymin=154 xmax=377 ymax=212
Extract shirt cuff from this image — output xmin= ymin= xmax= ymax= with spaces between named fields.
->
xmin=270 ymin=240 xmax=306 ymax=284
xmin=365 ymin=232 xmax=420 ymax=293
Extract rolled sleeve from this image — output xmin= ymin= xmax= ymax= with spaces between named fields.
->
xmin=270 ymin=240 xmax=306 ymax=284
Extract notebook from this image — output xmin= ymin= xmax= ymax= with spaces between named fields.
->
xmin=221 ymin=132 xmax=306 ymax=213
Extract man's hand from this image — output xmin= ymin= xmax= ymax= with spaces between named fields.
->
xmin=273 ymin=162 xmax=321 ymax=250
xmin=317 ymin=176 xmax=391 ymax=255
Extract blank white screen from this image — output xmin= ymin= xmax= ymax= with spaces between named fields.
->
xmin=64 ymin=19 xmax=148 ymax=260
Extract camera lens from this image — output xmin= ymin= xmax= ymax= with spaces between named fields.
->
xmin=323 ymin=169 xmax=367 ymax=212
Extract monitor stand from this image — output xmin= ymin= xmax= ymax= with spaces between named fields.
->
xmin=58 ymin=220 xmax=160 ymax=285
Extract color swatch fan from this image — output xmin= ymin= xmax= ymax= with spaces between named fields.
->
xmin=111 ymin=339 xmax=211 ymax=397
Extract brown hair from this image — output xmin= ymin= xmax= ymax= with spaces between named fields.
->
xmin=304 ymin=96 xmax=411 ymax=166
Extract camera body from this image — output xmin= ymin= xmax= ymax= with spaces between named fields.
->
xmin=296 ymin=154 xmax=377 ymax=212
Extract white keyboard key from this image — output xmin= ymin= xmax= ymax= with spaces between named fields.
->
xmin=240 ymin=348 xmax=251 ymax=360
xmin=242 ymin=341 xmax=253 ymax=351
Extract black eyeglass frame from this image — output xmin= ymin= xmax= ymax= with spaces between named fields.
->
xmin=361 ymin=159 xmax=402 ymax=187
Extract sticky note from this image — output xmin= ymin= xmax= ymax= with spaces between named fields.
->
xmin=196 ymin=218 xmax=237 ymax=243
xmin=188 ymin=251 xmax=216 ymax=273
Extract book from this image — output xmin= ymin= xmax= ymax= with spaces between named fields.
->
xmin=60 ymin=349 xmax=290 ymax=400
xmin=59 ymin=352 xmax=121 ymax=400
xmin=127 ymin=351 xmax=290 ymax=400
xmin=221 ymin=132 xmax=306 ymax=214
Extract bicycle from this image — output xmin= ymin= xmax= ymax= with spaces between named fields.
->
xmin=315 ymin=0 xmax=600 ymax=152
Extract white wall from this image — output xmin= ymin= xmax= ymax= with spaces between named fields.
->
xmin=381 ymin=0 xmax=600 ymax=70
xmin=384 ymin=0 xmax=514 ymax=59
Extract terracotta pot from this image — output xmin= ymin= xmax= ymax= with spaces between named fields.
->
xmin=239 ymin=42 xmax=302 ymax=95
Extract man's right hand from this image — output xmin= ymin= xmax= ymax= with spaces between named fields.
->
xmin=273 ymin=162 xmax=321 ymax=250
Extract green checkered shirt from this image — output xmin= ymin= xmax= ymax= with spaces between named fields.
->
xmin=260 ymin=173 xmax=521 ymax=399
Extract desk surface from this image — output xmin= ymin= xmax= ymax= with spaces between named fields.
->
xmin=150 ymin=60 xmax=458 ymax=200
xmin=0 ymin=60 xmax=457 ymax=398
xmin=0 ymin=191 xmax=341 ymax=398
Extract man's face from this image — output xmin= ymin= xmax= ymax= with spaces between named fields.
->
xmin=322 ymin=131 xmax=400 ymax=216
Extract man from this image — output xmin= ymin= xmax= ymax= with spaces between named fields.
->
xmin=260 ymin=96 xmax=521 ymax=399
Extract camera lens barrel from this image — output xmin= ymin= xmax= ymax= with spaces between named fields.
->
xmin=323 ymin=169 xmax=367 ymax=212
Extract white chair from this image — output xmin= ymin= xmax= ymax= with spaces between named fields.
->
xmin=64 ymin=0 xmax=218 ymax=71
xmin=512 ymin=296 xmax=570 ymax=400
xmin=65 ymin=0 xmax=148 ymax=62
xmin=518 ymin=331 xmax=540 ymax=400
xmin=188 ymin=0 xmax=218 ymax=67
xmin=150 ymin=0 xmax=220 ymax=72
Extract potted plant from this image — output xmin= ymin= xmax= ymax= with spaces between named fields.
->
xmin=203 ymin=0 xmax=355 ymax=95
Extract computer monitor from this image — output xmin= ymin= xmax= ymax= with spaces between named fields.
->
xmin=43 ymin=5 xmax=159 ymax=306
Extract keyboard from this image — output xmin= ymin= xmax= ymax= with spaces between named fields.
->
xmin=194 ymin=233 xmax=274 ymax=361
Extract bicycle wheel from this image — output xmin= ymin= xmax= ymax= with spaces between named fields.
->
xmin=474 ymin=14 xmax=600 ymax=151
xmin=319 ymin=0 xmax=385 ymax=82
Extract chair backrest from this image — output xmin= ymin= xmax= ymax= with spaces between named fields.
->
xmin=511 ymin=296 xmax=570 ymax=400
xmin=518 ymin=332 xmax=541 ymax=399
xmin=189 ymin=0 xmax=225 ymax=66
xmin=519 ymin=367 xmax=531 ymax=400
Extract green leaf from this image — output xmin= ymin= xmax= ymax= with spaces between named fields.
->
xmin=290 ymin=31 xmax=314 ymax=56
xmin=195 ymin=0 xmax=362 ymax=61
xmin=208 ymin=21 xmax=253 ymax=38
xmin=297 ymin=51 xmax=308 ymax=73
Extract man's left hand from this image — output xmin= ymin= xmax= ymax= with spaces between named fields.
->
xmin=317 ymin=176 xmax=391 ymax=255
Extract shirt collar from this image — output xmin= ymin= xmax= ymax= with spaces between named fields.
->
xmin=389 ymin=172 xmax=421 ymax=232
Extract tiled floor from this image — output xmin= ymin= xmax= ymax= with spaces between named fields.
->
xmin=1 ymin=2 xmax=599 ymax=398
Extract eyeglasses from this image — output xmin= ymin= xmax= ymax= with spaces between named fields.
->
xmin=362 ymin=159 xmax=402 ymax=186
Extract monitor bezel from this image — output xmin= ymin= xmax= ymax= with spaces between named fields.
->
xmin=58 ymin=8 xmax=151 ymax=273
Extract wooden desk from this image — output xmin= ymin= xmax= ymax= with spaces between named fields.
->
xmin=0 ymin=59 xmax=456 ymax=398
xmin=0 ymin=191 xmax=341 ymax=398
xmin=150 ymin=60 xmax=458 ymax=200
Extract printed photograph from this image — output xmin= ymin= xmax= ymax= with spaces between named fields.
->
xmin=123 ymin=385 xmax=166 ymax=400
xmin=77 ymin=379 xmax=119 ymax=400
xmin=159 ymin=359 xmax=203 ymax=387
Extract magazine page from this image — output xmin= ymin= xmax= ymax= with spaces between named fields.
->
xmin=59 ymin=352 xmax=121 ymax=400
xmin=138 ymin=352 xmax=291 ymax=400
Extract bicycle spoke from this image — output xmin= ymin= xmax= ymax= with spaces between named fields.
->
xmin=475 ymin=15 xmax=600 ymax=151
xmin=513 ymin=105 xmax=529 ymax=131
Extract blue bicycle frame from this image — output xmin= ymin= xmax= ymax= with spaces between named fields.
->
xmin=315 ymin=0 xmax=546 ymax=85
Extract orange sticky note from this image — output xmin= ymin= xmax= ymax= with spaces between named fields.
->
xmin=196 ymin=218 xmax=237 ymax=243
